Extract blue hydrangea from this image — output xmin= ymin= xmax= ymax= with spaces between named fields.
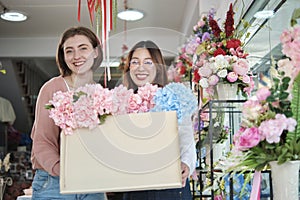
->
xmin=150 ymin=82 xmax=198 ymax=123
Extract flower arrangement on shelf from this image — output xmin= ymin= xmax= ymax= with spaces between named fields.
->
xmin=228 ymin=25 xmax=300 ymax=172
xmin=45 ymin=82 xmax=198 ymax=135
xmin=169 ymin=9 xmax=215 ymax=83
xmin=193 ymin=3 xmax=254 ymax=98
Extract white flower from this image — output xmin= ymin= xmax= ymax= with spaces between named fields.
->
xmin=214 ymin=55 xmax=229 ymax=70
xmin=217 ymin=69 xmax=228 ymax=78
xmin=199 ymin=78 xmax=209 ymax=88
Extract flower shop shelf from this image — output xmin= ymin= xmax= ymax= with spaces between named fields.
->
xmin=195 ymin=100 xmax=272 ymax=199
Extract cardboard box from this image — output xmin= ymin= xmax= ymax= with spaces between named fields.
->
xmin=60 ymin=111 xmax=182 ymax=194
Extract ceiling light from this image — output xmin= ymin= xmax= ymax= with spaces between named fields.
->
xmin=1 ymin=10 xmax=27 ymax=22
xmin=254 ymin=10 xmax=274 ymax=19
xmin=117 ymin=9 xmax=144 ymax=21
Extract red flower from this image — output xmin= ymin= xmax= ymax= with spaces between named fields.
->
xmin=193 ymin=68 xmax=201 ymax=83
xmin=209 ymin=17 xmax=221 ymax=38
xmin=213 ymin=48 xmax=226 ymax=57
xmin=225 ymin=3 xmax=235 ymax=38
xmin=226 ymin=39 xmax=241 ymax=49
xmin=179 ymin=66 xmax=186 ymax=75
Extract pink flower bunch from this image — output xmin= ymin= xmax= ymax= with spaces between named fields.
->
xmin=277 ymin=25 xmax=300 ymax=89
xmin=230 ymin=82 xmax=298 ymax=170
xmin=280 ymin=25 xmax=300 ymax=68
xmin=169 ymin=8 xmax=215 ymax=83
xmin=197 ymin=54 xmax=253 ymax=96
xmin=46 ymin=83 xmax=159 ymax=135
xmin=234 ymin=87 xmax=296 ymax=150
xmin=127 ymin=83 xmax=158 ymax=113
xmin=190 ymin=4 xmax=255 ymax=98
xmin=45 ymin=84 xmax=183 ymax=135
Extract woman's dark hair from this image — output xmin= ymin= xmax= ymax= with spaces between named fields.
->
xmin=123 ymin=40 xmax=168 ymax=90
xmin=56 ymin=26 xmax=103 ymax=76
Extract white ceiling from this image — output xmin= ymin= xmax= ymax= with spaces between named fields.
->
xmin=0 ymin=0 xmax=298 ymax=79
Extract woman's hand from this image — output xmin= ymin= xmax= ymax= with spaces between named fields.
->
xmin=181 ymin=162 xmax=190 ymax=187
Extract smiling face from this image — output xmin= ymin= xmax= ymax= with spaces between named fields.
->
xmin=63 ymin=35 xmax=98 ymax=75
xmin=129 ymin=48 xmax=157 ymax=87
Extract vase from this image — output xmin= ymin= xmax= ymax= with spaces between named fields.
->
xmin=269 ymin=160 xmax=300 ymax=200
xmin=216 ymin=83 xmax=237 ymax=100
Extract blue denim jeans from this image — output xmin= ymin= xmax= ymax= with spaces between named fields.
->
xmin=32 ymin=169 xmax=106 ymax=200
xmin=122 ymin=179 xmax=192 ymax=200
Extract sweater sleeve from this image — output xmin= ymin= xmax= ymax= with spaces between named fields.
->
xmin=178 ymin=116 xmax=197 ymax=176
xmin=31 ymin=77 xmax=65 ymax=176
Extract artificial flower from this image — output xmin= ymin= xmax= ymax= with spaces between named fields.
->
xmin=189 ymin=3 xmax=254 ymax=98
xmin=46 ymin=82 xmax=197 ymax=134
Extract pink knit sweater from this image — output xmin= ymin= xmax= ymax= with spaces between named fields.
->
xmin=31 ymin=76 xmax=67 ymax=176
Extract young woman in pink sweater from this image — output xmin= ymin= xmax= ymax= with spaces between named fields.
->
xmin=30 ymin=26 xmax=106 ymax=199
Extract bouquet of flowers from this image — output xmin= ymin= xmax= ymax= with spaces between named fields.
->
xmin=46 ymin=82 xmax=198 ymax=135
xmin=169 ymin=8 xmax=215 ymax=83
xmin=193 ymin=3 xmax=254 ymax=98
xmin=230 ymin=25 xmax=300 ymax=171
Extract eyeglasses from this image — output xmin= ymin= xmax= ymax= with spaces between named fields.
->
xmin=129 ymin=58 xmax=154 ymax=68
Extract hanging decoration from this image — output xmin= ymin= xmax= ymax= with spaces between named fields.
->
xmin=77 ymin=0 xmax=117 ymax=87
xmin=118 ymin=0 xmax=128 ymax=71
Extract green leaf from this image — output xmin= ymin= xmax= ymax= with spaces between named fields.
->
xmin=45 ymin=104 xmax=54 ymax=109
xmin=291 ymin=8 xmax=300 ymax=27
xmin=290 ymin=72 xmax=300 ymax=142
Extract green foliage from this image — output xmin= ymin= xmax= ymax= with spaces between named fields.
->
xmin=291 ymin=72 xmax=300 ymax=141
xmin=45 ymin=104 xmax=54 ymax=109
xmin=291 ymin=8 xmax=300 ymax=27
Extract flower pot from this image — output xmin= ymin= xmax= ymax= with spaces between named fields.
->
xmin=216 ymin=83 xmax=237 ymax=100
xmin=269 ymin=160 xmax=300 ymax=200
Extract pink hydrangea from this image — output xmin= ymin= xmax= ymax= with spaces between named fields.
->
xmin=73 ymin=95 xmax=99 ymax=129
xmin=48 ymin=90 xmax=76 ymax=135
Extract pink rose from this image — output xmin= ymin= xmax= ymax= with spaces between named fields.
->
xmin=233 ymin=59 xmax=249 ymax=75
xmin=198 ymin=66 xmax=213 ymax=77
xmin=235 ymin=127 xmax=261 ymax=151
xmin=242 ymin=74 xmax=250 ymax=84
xmin=256 ymin=87 xmax=271 ymax=101
xmin=226 ymin=72 xmax=238 ymax=82
xmin=208 ymin=75 xmax=219 ymax=86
